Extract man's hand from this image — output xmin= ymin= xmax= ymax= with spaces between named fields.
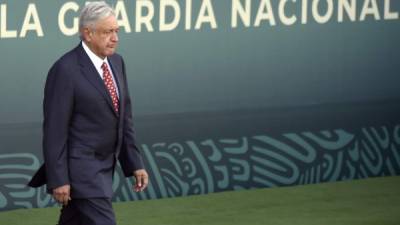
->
xmin=53 ymin=184 xmax=71 ymax=205
xmin=133 ymin=169 xmax=148 ymax=192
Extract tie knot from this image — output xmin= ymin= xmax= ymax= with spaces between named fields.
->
xmin=101 ymin=62 xmax=108 ymax=71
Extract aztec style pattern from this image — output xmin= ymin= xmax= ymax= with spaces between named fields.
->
xmin=1 ymin=124 xmax=399 ymax=211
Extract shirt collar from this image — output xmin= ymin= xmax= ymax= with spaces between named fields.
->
xmin=81 ymin=41 xmax=108 ymax=71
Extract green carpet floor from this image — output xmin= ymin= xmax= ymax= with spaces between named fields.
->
xmin=1 ymin=176 xmax=399 ymax=225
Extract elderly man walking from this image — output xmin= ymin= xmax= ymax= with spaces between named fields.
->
xmin=28 ymin=2 xmax=149 ymax=225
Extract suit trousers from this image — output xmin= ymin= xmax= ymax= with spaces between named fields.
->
xmin=57 ymin=198 xmax=116 ymax=225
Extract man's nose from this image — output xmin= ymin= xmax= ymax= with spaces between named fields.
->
xmin=111 ymin=32 xmax=118 ymax=42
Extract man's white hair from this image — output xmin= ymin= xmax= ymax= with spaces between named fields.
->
xmin=79 ymin=1 xmax=115 ymax=31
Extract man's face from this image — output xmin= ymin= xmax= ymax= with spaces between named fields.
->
xmin=84 ymin=15 xmax=119 ymax=59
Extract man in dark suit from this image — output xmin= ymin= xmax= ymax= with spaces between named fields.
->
xmin=28 ymin=2 xmax=148 ymax=225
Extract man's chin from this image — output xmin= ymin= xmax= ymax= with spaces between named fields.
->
xmin=105 ymin=49 xmax=116 ymax=56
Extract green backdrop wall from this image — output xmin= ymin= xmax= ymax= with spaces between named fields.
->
xmin=0 ymin=0 xmax=399 ymax=211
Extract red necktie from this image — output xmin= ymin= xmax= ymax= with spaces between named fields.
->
xmin=101 ymin=62 xmax=119 ymax=113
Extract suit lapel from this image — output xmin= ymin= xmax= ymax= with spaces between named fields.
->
xmin=76 ymin=45 xmax=118 ymax=116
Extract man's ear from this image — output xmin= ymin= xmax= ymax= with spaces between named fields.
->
xmin=81 ymin=27 xmax=92 ymax=42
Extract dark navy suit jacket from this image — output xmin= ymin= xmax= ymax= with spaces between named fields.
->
xmin=29 ymin=44 xmax=144 ymax=198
